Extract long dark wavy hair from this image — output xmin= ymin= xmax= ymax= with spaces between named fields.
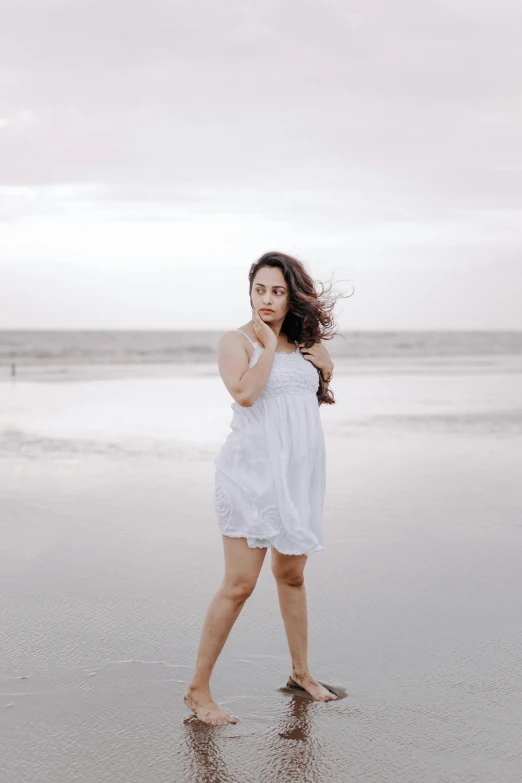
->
xmin=248 ymin=251 xmax=352 ymax=406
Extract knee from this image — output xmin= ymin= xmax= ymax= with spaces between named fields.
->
xmin=272 ymin=568 xmax=305 ymax=587
xmin=222 ymin=579 xmax=257 ymax=605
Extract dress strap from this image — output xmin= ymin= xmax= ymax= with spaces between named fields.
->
xmin=234 ymin=329 xmax=257 ymax=349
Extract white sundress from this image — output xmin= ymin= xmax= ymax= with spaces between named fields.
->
xmin=213 ymin=329 xmax=326 ymax=556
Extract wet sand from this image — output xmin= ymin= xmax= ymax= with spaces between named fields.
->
xmin=1 ymin=359 xmax=521 ymax=782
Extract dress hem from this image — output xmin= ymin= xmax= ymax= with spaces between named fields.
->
xmin=220 ymin=531 xmax=324 ymax=556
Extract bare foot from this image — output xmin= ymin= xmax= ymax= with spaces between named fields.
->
xmin=183 ymin=686 xmax=238 ymax=725
xmin=289 ymin=671 xmax=338 ymax=702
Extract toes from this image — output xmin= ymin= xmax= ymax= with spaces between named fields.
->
xmin=211 ymin=715 xmax=227 ymax=725
xmin=191 ymin=708 xmax=238 ymax=726
xmin=317 ymin=688 xmax=337 ymax=702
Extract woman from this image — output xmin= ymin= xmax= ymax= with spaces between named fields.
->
xmin=184 ymin=251 xmax=342 ymax=725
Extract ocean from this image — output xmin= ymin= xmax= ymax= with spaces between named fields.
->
xmin=1 ymin=328 xmax=522 ymax=366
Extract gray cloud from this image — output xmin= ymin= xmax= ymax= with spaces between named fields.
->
xmin=1 ymin=0 xmax=521 ymax=205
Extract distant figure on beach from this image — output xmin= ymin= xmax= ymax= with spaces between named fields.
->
xmin=184 ymin=251 xmax=342 ymax=725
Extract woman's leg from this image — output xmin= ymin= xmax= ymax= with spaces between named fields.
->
xmin=184 ymin=536 xmax=267 ymax=725
xmin=271 ymin=549 xmax=337 ymax=702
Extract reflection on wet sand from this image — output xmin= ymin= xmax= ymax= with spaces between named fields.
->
xmin=180 ymin=677 xmax=350 ymax=782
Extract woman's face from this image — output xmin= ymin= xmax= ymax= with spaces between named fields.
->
xmin=251 ymin=266 xmax=290 ymax=322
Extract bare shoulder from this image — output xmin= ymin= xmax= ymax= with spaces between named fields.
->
xmin=218 ymin=329 xmax=243 ymax=346
xmin=217 ymin=330 xmax=250 ymax=357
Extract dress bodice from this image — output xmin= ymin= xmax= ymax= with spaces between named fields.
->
xmin=248 ymin=340 xmax=320 ymax=400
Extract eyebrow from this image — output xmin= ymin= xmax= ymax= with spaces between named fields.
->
xmin=254 ymin=283 xmax=287 ymax=291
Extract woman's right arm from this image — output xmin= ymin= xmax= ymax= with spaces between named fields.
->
xmin=216 ymin=332 xmax=276 ymax=407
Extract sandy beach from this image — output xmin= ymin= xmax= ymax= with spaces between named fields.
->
xmin=1 ymin=356 xmax=521 ymax=782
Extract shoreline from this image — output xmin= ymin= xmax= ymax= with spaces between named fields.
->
xmin=1 ymin=353 xmax=521 ymax=383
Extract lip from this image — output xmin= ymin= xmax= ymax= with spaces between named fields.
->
xmin=260 ymin=309 xmax=274 ymax=313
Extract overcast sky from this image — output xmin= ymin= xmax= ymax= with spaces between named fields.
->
xmin=1 ymin=0 xmax=521 ymax=330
